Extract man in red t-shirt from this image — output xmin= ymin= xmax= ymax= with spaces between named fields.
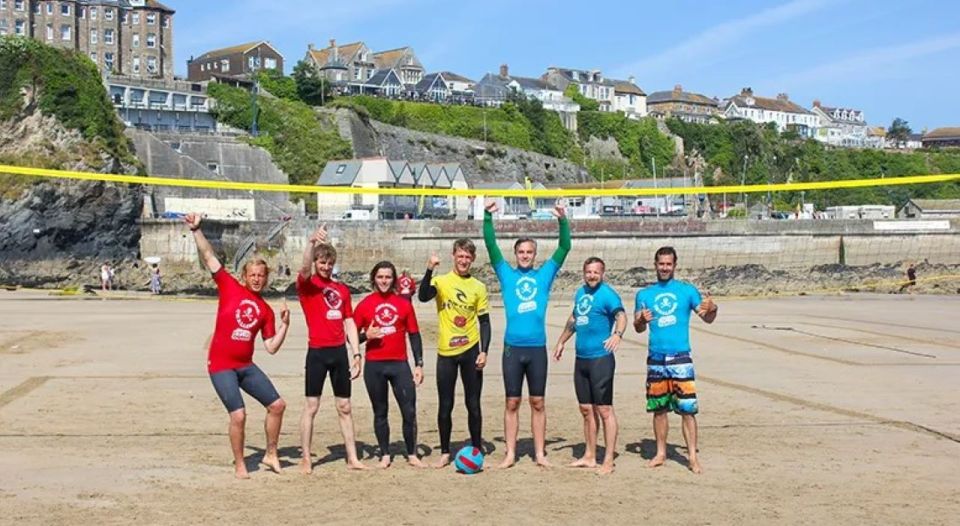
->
xmin=296 ymin=225 xmax=366 ymax=473
xmin=396 ymin=269 xmax=417 ymax=302
xmin=185 ymin=213 xmax=290 ymax=480
xmin=353 ymin=260 xmax=425 ymax=468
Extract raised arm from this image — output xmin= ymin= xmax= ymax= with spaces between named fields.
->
xmin=482 ymin=199 xmax=505 ymax=267
xmin=697 ymin=292 xmax=718 ymax=324
xmin=552 ymin=313 xmax=577 ymax=361
xmin=300 ymin=225 xmax=327 ymax=277
xmin=418 ymin=254 xmax=440 ymax=302
xmin=634 ymin=301 xmax=653 ymax=334
xmin=550 ymin=201 xmax=571 ymax=266
xmin=184 ymin=213 xmax=222 ymax=274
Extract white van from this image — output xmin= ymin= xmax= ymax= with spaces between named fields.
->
xmin=341 ymin=209 xmax=372 ymax=220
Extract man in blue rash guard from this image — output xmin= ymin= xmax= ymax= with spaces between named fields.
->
xmin=483 ymin=198 xmax=571 ymax=469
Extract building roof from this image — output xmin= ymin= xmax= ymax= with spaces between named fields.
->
xmin=647 ymin=87 xmax=718 ymax=107
xmin=141 ymin=1 xmax=175 ymax=13
xmin=923 ymin=127 xmax=960 ymax=140
xmin=192 ymin=41 xmax=281 ymax=63
xmin=908 ymin=198 xmax=960 ymax=211
xmin=511 ymin=75 xmax=554 ymax=91
xmin=373 ymin=46 xmax=421 ymax=71
xmin=308 ymin=41 xmax=367 ymax=68
xmin=367 ymin=69 xmax=400 ymax=87
xmin=612 ymin=80 xmax=645 ymax=96
xmin=317 ymin=160 xmax=362 ymax=186
xmin=415 ymin=72 xmax=443 ymax=92
xmin=547 ymin=177 xmax=692 ymax=190
xmin=439 ymin=71 xmax=475 ymax=83
xmin=726 ymin=89 xmax=812 ymax=115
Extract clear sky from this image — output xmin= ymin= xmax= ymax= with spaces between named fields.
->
xmin=167 ymin=0 xmax=960 ymax=131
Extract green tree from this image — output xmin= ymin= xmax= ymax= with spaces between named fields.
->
xmin=256 ymin=69 xmax=298 ymax=101
xmin=563 ymin=84 xmax=600 ymax=112
xmin=887 ymin=117 xmax=912 ymax=148
xmin=292 ymin=59 xmax=331 ymax=106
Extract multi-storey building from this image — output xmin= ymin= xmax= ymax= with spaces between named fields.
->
xmin=647 ymin=85 xmax=721 ymax=124
xmin=542 ymin=66 xmax=646 ymax=118
xmin=723 ymin=88 xmax=818 ymax=137
xmin=187 ymin=41 xmax=283 ymax=82
xmin=810 ymin=100 xmax=869 ymax=147
xmin=0 ymin=0 xmax=174 ymax=79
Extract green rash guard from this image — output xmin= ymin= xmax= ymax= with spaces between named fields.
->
xmin=483 ymin=211 xmax=571 ymax=267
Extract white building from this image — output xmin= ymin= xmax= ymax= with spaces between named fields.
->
xmin=823 ymin=205 xmax=895 ymax=219
xmin=542 ymin=67 xmax=647 ymax=118
xmin=723 ymin=88 xmax=818 ymax=137
xmin=473 ymin=65 xmax=580 ymax=131
xmin=811 ymin=100 xmax=869 ymax=147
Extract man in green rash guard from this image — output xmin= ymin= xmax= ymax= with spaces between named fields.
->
xmin=483 ymin=198 xmax=571 ymax=469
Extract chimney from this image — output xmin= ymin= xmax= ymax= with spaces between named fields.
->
xmin=307 ymin=43 xmax=314 ymax=51
xmin=673 ymin=84 xmax=683 ymax=93
xmin=812 ymin=99 xmax=821 ymax=108
xmin=777 ymin=93 xmax=789 ymax=101
xmin=499 ymin=64 xmax=509 ymax=78
xmin=628 ymin=75 xmax=635 ymax=85
xmin=741 ymin=87 xmax=753 ymax=96
xmin=329 ymin=39 xmax=336 ymax=49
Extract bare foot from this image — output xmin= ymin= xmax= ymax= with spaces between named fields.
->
xmin=432 ymin=454 xmax=451 ymax=469
xmin=346 ymin=459 xmax=370 ymax=470
xmin=534 ymin=456 xmax=552 ymax=468
xmin=568 ymin=457 xmax=597 ymax=468
xmin=299 ymin=458 xmax=313 ymax=475
xmin=597 ymin=462 xmax=615 ymax=475
xmin=234 ymin=463 xmax=251 ymax=480
xmin=407 ymin=456 xmax=427 ymax=468
xmin=647 ymin=455 xmax=666 ymax=468
xmin=378 ymin=455 xmax=392 ymax=469
xmin=262 ymin=453 xmax=282 ymax=474
xmin=496 ymin=454 xmax=516 ymax=470
xmin=688 ymin=457 xmax=703 ymax=474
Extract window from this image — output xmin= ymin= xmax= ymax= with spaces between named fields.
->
xmin=14 ymin=0 xmax=23 ymax=10
xmin=89 ymin=51 xmax=96 ymax=64
xmin=45 ymin=3 xmax=52 ymax=15
xmin=353 ymin=67 xmax=361 ymax=80
xmin=90 ymin=6 xmax=96 ymax=19
xmin=104 ymin=8 xmax=113 ymax=20
xmin=220 ymin=59 xmax=229 ymax=72
xmin=61 ymin=3 xmax=70 ymax=15
xmin=247 ymin=56 xmax=261 ymax=70
xmin=60 ymin=24 xmax=70 ymax=41
xmin=79 ymin=6 xmax=85 ymax=18
xmin=132 ymin=33 xmax=139 ymax=47
xmin=104 ymin=28 xmax=114 ymax=44
xmin=0 ymin=0 xmax=6 ymax=10
xmin=206 ymin=162 xmax=220 ymax=174
xmin=162 ymin=15 xmax=169 ymax=28
xmin=89 ymin=29 xmax=96 ymax=44
xmin=46 ymin=24 xmax=53 ymax=40
xmin=146 ymin=12 xmax=155 ymax=24
xmin=14 ymin=19 xmax=23 ymax=34
xmin=104 ymin=52 xmax=114 ymax=70
xmin=199 ymin=64 xmax=204 ymax=72
xmin=0 ymin=20 xmax=6 ymax=35
xmin=132 ymin=56 xmax=140 ymax=73
xmin=146 ymin=33 xmax=155 ymax=48
xmin=264 ymin=57 xmax=277 ymax=70
xmin=131 ymin=12 xmax=139 ymax=24
xmin=147 ymin=56 xmax=157 ymax=74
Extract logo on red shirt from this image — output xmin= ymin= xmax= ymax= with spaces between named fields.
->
xmin=323 ymin=287 xmax=343 ymax=310
xmin=235 ymin=299 xmax=261 ymax=329
xmin=374 ymin=303 xmax=399 ymax=327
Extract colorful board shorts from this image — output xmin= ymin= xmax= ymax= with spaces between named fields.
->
xmin=646 ymin=352 xmax=698 ymax=415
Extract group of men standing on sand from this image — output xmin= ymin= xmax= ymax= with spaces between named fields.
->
xmin=183 ymin=199 xmax=718 ymax=479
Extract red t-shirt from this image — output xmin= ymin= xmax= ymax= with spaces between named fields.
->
xmin=297 ymin=273 xmax=353 ymax=348
xmin=208 ymin=268 xmax=276 ymax=374
xmin=353 ymin=291 xmax=420 ymax=362
xmin=397 ymin=275 xmax=417 ymax=298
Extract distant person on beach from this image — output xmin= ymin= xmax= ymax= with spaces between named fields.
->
xmin=634 ymin=246 xmax=717 ymax=475
xmin=184 ymin=212 xmax=290 ymax=479
xmin=397 ymin=269 xmax=417 ymax=302
xmin=149 ymin=264 xmax=162 ymax=295
xmin=100 ymin=263 xmax=114 ymax=291
xmin=898 ymin=263 xmax=917 ymax=294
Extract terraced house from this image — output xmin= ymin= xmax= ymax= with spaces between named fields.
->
xmin=542 ymin=66 xmax=647 ymax=118
xmin=723 ymin=88 xmax=818 ymax=137
xmin=305 ymin=39 xmax=425 ymax=97
xmin=0 ymin=0 xmax=175 ymax=79
xmin=647 ymin=85 xmax=721 ymax=124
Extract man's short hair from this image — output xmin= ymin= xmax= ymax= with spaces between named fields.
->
xmin=514 ymin=237 xmax=537 ymax=252
xmin=242 ymin=256 xmax=271 ymax=277
xmin=655 ymin=246 xmax=677 ymax=263
xmin=453 ymin=238 xmax=476 ymax=256
xmin=314 ymin=243 xmax=337 ymax=262
xmin=583 ymin=256 xmax=605 ymax=270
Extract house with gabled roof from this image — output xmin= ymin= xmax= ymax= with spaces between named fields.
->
xmin=474 ymin=64 xmax=580 ymax=131
xmin=388 ymin=161 xmax=416 ymax=186
xmin=922 ymin=127 xmax=960 ymax=148
xmin=305 ymin=39 xmax=377 ymax=94
xmin=647 ymin=85 xmax=721 ymax=124
xmin=364 ymin=68 xmax=403 ymax=97
xmin=187 ymin=41 xmax=283 ymax=81
xmin=723 ymin=88 xmax=818 ymax=137
xmin=372 ymin=46 xmax=425 ymax=91
xmin=811 ymin=100 xmax=869 ymax=148
xmin=898 ymin=198 xmax=960 ymax=219
xmin=542 ymin=66 xmax=647 ymax=118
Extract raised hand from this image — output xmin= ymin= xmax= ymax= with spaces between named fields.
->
xmin=552 ymin=199 xmax=567 ymax=219
xmin=697 ymin=292 xmax=717 ymax=316
xmin=427 ymin=253 xmax=440 ymax=270
xmin=310 ymin=224 xmax=328 ymax=245
xmin=279 ymin=298 xmax=291 ymax=326
xmin=184 ymin=212 xmax=202 ymax=231
xmin=484 ymin=198 xmax=499 ymax=214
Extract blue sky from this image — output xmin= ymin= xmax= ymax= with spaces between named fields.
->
xmin=168 ymin=0 xmax=960 ymax=131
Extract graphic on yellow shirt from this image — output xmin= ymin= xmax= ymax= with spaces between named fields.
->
xmin=432 ymin=271 xmax=489 ymax=356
